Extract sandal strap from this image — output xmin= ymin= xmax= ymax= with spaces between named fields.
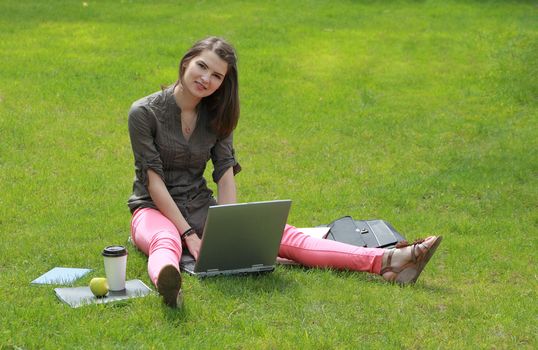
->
xmin=414 ymin=240 xmax=434 ymax=264
xmin=396 ymin=238 xmax=429 ymax=264
xmin=395 ymin=238 xmax=426 ymax=249
xmin=381 ymin=249 xmax=412 ymax=275
xmin=380 ymin=249 xmax=396 ymax=275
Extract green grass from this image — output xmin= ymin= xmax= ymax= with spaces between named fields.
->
xmin=1 ymin=0 xmax=536 ymax=348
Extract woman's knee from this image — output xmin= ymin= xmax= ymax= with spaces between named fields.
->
xmin=149 ymin=230 xmax=183 ymax=255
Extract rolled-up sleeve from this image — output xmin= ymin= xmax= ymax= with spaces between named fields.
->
xmin=128 ymin=104 xmax=165 ymax=186
xmin=211 ymin=132 xmax=241 ymax=183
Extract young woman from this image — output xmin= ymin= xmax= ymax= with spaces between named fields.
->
xmin=128 ymin=37 xmax=442 ymax=308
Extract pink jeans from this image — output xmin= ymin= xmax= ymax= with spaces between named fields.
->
xmin=130 ymin=207 xmax=384 ymax=286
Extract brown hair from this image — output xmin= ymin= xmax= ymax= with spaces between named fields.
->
xmin=176 ymin=36 xmax=239 ymax=138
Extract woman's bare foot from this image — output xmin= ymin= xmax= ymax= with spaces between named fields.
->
xmin=381 ymin=236 xmax=443 ymax=285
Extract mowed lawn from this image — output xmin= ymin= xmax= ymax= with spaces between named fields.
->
xmin=0 ymin=1 xmax=536 ymax=349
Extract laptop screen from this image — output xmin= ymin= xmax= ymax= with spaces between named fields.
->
xmin=192 ymin=200 xmax=292 ymax=275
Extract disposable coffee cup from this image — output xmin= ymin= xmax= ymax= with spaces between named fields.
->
xmin=102 ymin=245 xmax=128 ymax=291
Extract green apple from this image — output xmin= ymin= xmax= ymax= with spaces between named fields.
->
xmin=90 ymin=277 xmax=109 ymax=297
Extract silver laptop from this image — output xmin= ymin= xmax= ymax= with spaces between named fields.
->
xmin=180 ymin=200 xmax=292 ymax=277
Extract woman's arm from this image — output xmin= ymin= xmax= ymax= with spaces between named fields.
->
xmin=147 ymin=169 xmax=190 ymax=233
xmin=147 ymin=169 xmax=202 ymax=259
xmin=216 ymin=167 xmax=237 ymax=205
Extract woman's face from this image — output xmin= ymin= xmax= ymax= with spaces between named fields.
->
xmin=182 ymin=50 xmax=228 ymax=99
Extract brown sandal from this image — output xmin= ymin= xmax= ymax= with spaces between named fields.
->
xmin=156 ymin=265 xmax=183 ymax=308
xmin=381 ymin=236 xmax=443 ymax=285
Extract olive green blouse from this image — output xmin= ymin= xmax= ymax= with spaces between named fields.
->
xmin=127 ymin=86 xmax=241 ymax=231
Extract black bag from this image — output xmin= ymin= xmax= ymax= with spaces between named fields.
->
xmin=324 ymin=216 xmax=406 ymax=249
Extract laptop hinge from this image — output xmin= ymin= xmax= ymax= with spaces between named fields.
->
xmin=207 ymin=269 xmax=219 ymax=273
xmin=251 ymin=264 xmax=264 ymax=268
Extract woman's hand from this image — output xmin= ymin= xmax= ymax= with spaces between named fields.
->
xmin=184 ymin=233 xmax=202 ymax=261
